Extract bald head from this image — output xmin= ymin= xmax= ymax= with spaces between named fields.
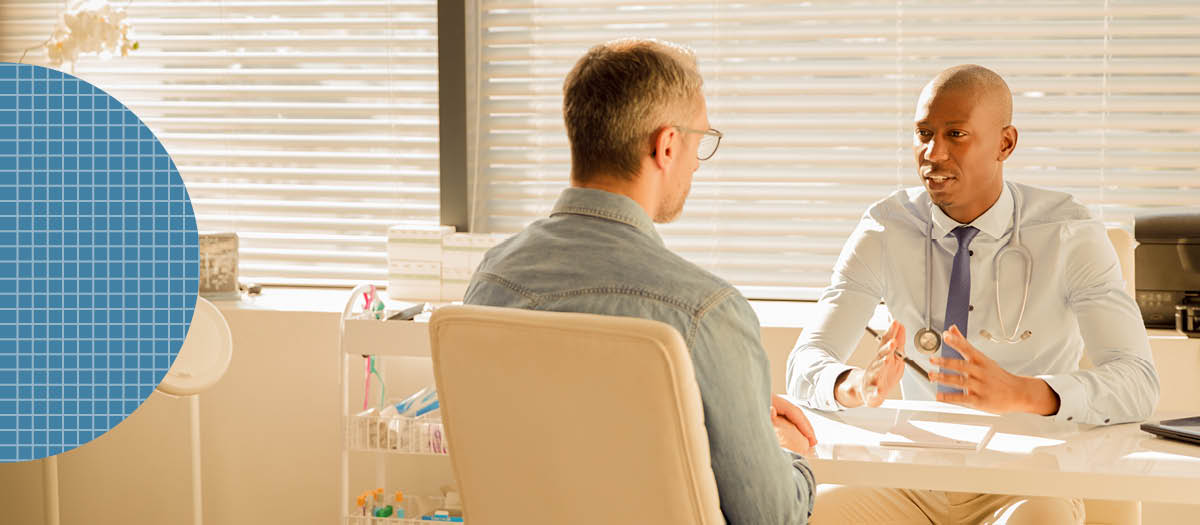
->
xmin=919 ymin=64 xmax=1012 ymax=127
xmin=912 ymin=64 xmax=1018 ymax=224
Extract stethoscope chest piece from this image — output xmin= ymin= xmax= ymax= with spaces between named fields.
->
xmin=914 ymin=327 xmax=942 ymax=355
xmin=916 ymin=184 xmax=1035 ymax=355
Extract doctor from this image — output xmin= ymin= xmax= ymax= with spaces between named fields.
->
xmin=787 ymin=64 xmax=1159 ymax=524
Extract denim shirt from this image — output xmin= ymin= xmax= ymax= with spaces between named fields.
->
xmin=465 ymin=187 xmax=815 ymax=524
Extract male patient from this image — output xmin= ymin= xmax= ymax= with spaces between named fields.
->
xmin=465 ymin=38 xmax=817 ymax=524
xmin=787 ymin=64 xmax=1159 ymax=524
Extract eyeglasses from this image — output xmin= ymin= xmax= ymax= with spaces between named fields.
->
xmin=674 ymin=126 xmax=723 ymax=160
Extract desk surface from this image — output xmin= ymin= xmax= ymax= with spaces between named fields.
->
xmin=802 ymin=400 xmax=1200 ymax=504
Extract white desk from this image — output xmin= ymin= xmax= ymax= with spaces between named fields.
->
xmin=802 ymin=400 xmax=1200 ymax=505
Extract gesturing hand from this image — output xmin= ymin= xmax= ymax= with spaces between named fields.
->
xmin=859 ymin=320 xmax=906 ymax=407
xmin=930 ymin=325 xmax=1060 ymax=416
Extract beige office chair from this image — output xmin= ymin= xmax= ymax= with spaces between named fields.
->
xmin=429 ymin=305 xmax=724 ymax=525
xmin=1079 ymin=228 xmax=1141 ymax=525
xmin=1108 ymin=226 xmax=1137 ymax=299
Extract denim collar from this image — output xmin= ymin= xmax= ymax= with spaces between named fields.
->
xmin=550 ymin=187 xmax=664 ymax=247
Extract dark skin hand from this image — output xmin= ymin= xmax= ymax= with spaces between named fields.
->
xmin=931 ymin=325 xmax=1060 ymax=416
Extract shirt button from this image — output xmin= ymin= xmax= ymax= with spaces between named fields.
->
xmin=1067 ymin=416 xmax=1074 ymax=421
xmin=1105 ymin=418 xmax=1111 ymax=424
xmin=969 ymin=250 xmax=974 ymax=256
xmin=968 ymin=305 xmax=974 ymax=312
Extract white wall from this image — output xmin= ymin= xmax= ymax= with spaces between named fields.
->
xmin=0 ymin=295 xmax=1196 ymax=524
xmin=0 ymin=307 xmax=344 ymax=525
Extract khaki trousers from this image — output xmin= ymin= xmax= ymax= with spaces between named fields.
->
xmin=811 ymin=484 xmax=1085 ymax=525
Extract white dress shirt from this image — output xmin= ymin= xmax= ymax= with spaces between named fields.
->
xmin=787 ymin=181 xmax=1159 ymax=425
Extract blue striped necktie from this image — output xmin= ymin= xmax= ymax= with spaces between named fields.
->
xmin=941 ymin=225 xmax=978 ymax=394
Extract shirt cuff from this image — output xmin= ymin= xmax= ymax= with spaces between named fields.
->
xmin=816 ymin=363 xmax=856 ymax=411
xmin=1037 ymin=373 xmax=1087 ymax=424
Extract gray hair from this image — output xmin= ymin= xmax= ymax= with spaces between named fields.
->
xmin=562 ymin=38 xmax=704 ymax=182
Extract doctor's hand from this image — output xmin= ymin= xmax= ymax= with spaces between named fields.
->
xmin=931 ymin=325 xmax=1061 ymax=416
xmin=837 ymin=320 xmax=907 ymax=408
xmin=771 ymin=394 xmax=817 ymax=451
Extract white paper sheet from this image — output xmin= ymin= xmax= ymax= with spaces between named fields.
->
xmin=879 ymin=419 xmax=995 ymax=450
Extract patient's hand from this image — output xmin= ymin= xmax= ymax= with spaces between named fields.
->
xmin=771 ymin=404 xmax=814 ymax=456
xmin=771 ymin=394 xmax=817 ymax=450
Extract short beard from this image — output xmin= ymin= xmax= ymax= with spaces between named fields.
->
xmin=654 ymin=187 xmax=689 ymax=223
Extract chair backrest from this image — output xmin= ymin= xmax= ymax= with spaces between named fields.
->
xmin=429 ymin=305 xmax=725 ymax=525
xmin=1107 ymin=226 xmax=1136 ymax=298
xmin=1080 ymin=227 xmax=1138 ymax=370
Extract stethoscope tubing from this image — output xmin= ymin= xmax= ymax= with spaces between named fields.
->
xmin=916 ymin=183 xmax=1033 ymax=354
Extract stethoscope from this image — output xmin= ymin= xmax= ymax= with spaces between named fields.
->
xmin=913 ymin=186 xmax=1035 ymax=355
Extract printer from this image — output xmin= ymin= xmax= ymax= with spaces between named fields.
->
xmin=1135 ymin=211 xmax=1200 ymax=338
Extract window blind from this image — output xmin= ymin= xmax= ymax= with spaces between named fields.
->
xmin=472 ymin=0 xmax=1200 ymax=299
xmin=2 ymin=0 xmax=441 ymax=287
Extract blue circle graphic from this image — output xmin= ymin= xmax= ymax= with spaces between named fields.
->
xmin=0 ymin=63 xmax=199 ymax=461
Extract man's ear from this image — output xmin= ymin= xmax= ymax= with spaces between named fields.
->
xmin=997 ymin=125 xmax=1018 ymax=161
xmin=650 ymin=126 xmax=676 ymax=171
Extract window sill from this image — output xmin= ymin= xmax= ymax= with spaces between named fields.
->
xmin=209 ymin=286 xmax=352 ymax=314
xmin=208 ymin=286 xmax=1187 ymax=339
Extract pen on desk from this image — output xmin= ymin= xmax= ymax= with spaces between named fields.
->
xmin=865 ymin=326 xmax=931 ymax=382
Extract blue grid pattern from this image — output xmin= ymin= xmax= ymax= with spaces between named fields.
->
xmin=0 ymin=63 xmax=199 ymax=462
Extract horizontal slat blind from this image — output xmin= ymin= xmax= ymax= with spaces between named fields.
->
xmin=2 ymin=0 xmax=440 ymax=287
xmin=473 ymin=0 xmax=1200 ymax=298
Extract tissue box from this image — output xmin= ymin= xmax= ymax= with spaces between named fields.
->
xmin=388 ymin=260 xmax=442 ymax=301
xmin=387 ymin=225 xmax=455 ymax=262
xmin=387 ymin=225 xmax=454 ymax=300
xmin=440 ymin=266 xmax=473 ymax=302
xmin=442 ymin=232 xmax=508 ymax=271
xmin=441 ymin=233 xmax=508 ymax=301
